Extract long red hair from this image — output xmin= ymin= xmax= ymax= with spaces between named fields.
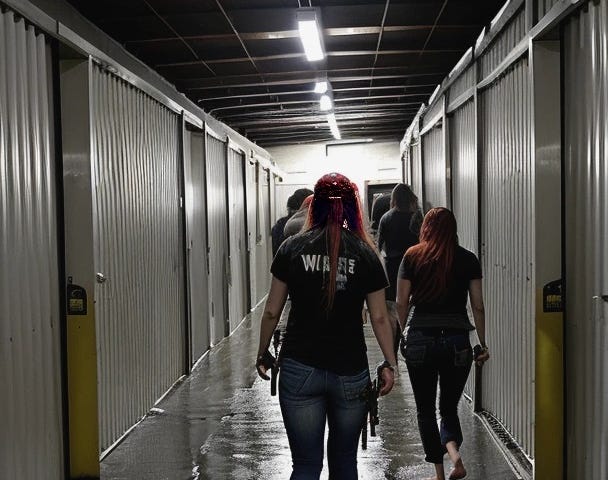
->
xmin=304 ymin=173 xmax=374 ymax=309
xmin=405 ymin=207 xmax=458 ymax=303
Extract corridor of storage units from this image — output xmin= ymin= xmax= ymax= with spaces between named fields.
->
xmin=1 ymin=0 xmax=607 ymax=478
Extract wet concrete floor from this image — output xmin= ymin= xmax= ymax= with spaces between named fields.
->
xmin=101 ymin=305 xmax=519 ymax=480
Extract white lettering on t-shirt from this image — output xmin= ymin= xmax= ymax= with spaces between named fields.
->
xmin=300 ymin=254 xmax=356 ymax=279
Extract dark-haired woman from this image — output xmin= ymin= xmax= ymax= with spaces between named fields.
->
xmin=396 ymin=208 xmax=489 ymax=480
xmin=256 ymin=172 xmax=397 ymax=480
xmin=377 ymin=183 xmax=422 ymax=301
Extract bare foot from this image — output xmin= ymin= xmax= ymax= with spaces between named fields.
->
xmin=448 ymin=458 xmax=467 ymax=479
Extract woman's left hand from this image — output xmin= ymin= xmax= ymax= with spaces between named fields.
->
xmin=378 ymin=367 xmax=396 ymax=396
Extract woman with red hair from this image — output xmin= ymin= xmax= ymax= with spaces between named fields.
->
xmin=396 ymin=207 xmax=489 ymax=480
xmin=256 ymin=172 xmax=397 ymax=480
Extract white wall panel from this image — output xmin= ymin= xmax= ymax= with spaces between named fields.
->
xmin=205 ymin=134 xmax=229 ymax=344
xmin=564 ymin=3 xmax=608 ymax=477
xmin=410 ymin=142 xmax=423 ymax=203
xmin=256 ymin=168 xmax=271 ymax=296
xmin=0 ymin=10 xmax=64 ymax=478
xmin=480 ymin=58 xmax=534 ymax=458
xmin=188 ymin=132 xmax=209 ymax=362
xmin=91 ymin=65 xmax=184 ymax=452
xmin=421 ymin=126 xmax=447 ymax=210
xmin=480 ymin=9 xmax=527 ymax=79
xmin=450 ymin=100 xmax=478 ymax=253
xmin=227 ymin=147 xmax=248 ymax=331
xmin=245 ymin=160 xmax=259 ymax=308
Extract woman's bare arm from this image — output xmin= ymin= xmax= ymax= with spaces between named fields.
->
xmin=395 ymin=277 xmax=412 ymax=332
xmin=469 ymin=278 xmax=489 ymax=364
xmin=256 ymin=276 xmax=288 ymax=378
xmin=366 ymin=289 xmax=397 ymax=395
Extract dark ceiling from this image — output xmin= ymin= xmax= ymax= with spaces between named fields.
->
xmin=66 ymin=0 xmax=505 ymax=147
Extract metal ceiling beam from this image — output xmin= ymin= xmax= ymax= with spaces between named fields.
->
xmin=368 ymin=0 xmax=391 ymax=93
xmin=156 ymin=49 xmax=461 ymax=68
xmin=198 ymin=84 xmax=434 ymax=102
xmin=141 ymin=0 xmax=216 ymax=76
xmin=208 ymin=95 xmax=423 ymax=113
xmin=243 ymin=117 xmax=412 ymax=133
xmin=182 ymin=70 xmax=444 ymax=91
xmin=123 ymin=24 xmax=479 ymax=45
xmin=215 ymin=102 xmax=423 ymax=119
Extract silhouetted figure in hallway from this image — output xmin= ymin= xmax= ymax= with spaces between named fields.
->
xmin=271 ymin=188 xmax=313 ymax=256
xmin=376 ymin=183 xmax=422 ymax=301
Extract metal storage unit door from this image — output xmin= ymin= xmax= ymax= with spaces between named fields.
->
xmin=0 ymin=10 xmax=64 ymax=478
xmin=480 ymin=58 xmax=534 ymax=457
xmin=421 ymin=126 xmax=447 ymax=210
xmin=227 ymin=147 xmax=248 ymax=331
xmin=91 ymin=65 xmax=184 ymax=451
xmin=188 ymin=132 xmax=210 ymax=362
xmin=564 ymin=3 xmax=608 ymax=477
xmin=256 ymin=168 xmax=271 ymax=296
xmin=410 ymin=142 xmax=423 ymax=203
xmin=255 ymin=163 xmax=270 ymax=302
xmin=450 ymin=100 xmax=478 ymax=253
xmin=245 ymin=160 xmax=258 ymax=307
xmin=205 ymin=134 xmax=229 ymax=343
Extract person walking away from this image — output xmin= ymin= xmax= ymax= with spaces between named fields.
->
xmin=283 ymin=194 xmax=313 ymax=238
xmin=377 ymin=183 xmax=421 ymax=302
xmin=256 ymin=172 xmax=397 ymax=480
xmin=271 ymin=188 xmax=313 ymax=256
xmin=396 ymin=208 xmax=489 ymax=480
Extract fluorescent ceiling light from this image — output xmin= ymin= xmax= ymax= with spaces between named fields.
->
xmin=314 ymin=81 xmax=328 ymax=94
xmin=319 ymin=94 xmax=333 ymax=111
xmin=297 ymin=10 xmax=324 ymax=61
xmin=327 ymin=113 xmax=341 ymax=140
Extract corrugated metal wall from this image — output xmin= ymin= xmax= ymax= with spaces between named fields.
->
xmin=410 ymin=141 xmax=423 ymax=202
xmin=91 ymin=65 xmax=184 ymax=452
xmin=450 ymin=100 xmax=478 ymax=253
xmin=421 ymin=126 xmax=447 ymax=210
xmin=564 ymin=3 xmax=608 ymax=477
xmin=227 ymin=147 xmax=248 ymax=331
xmin=205 ymin=134 xmax=229 ymax=344
xmin=537 ymin=0 xmax=561 ymax=20
xmin=187 ymin=132 xmax=209 ymax=362
xmin=449 ymin=64 xmax=476 ymax=101
xmin=256 ymin=167 xmax=271 ymax=296
xmin=245 ymin=160 xmax=259 ymax=307
xmin=479 ymin=58 xmax=534 ymax=457
xmin=0 ymin=10 xmax=64 ymax=478
xmin=479 ymin=9 xmax=527 ymax=79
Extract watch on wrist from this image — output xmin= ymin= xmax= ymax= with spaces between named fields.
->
xmin=377 ymin=360 xmax=396 ymax=373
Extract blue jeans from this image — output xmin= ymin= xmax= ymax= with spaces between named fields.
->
xmin=402 ymin=328 xmax=472 ymax=464
xmin=279 ymin=357 xmax=370 ymax=480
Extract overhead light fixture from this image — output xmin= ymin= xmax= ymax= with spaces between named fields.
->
xmin=297 ymin=9 xmax=324 ymax=61
xmin=319 ymin=94 xmax=333 ymax=111
xmin=327 ymin=113 xmax=341 ymax=140
xmin=314 ymin=81 xmax=328 ymax=94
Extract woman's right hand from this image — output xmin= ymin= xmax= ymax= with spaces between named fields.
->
xmin=475 ymin=347 xmax=490 ymax=366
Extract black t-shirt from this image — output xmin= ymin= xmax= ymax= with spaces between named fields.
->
xmin=399 ymin=245 xmax=482 ymax=316
xmin=377 ymin=208 xmax=419 ymax=258
xmin=271 ymin=228 xmax=388 ymax=375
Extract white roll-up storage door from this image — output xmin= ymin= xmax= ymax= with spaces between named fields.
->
xmin=564 ymin=3 xmax=608 ymax=477
xmin=0 ymin=10 xmax=64 ymax=478
xmin=245 ymin=159 xmax=259 ymax=308
xmin=421 ymin=126 xmax=447 ymax=210
xmin=254 ymin=164 xmax=269 ymax=303
xmin=480 ymin=58 xmax=534 ymax=458
xmin=205 ymin=134 xmax=229 ymax=343
xmin=410 ymin=142 xmax=423 ymax=203
xmin=450 ymin=100 xmax=478 ymax=253
xmin=91 ymin=65 xmax=184 ymax=452
xmin=188 ymin=132 xmax=210 ymax=362
xmin=227 ymin=147 xmax=248 ymax=330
